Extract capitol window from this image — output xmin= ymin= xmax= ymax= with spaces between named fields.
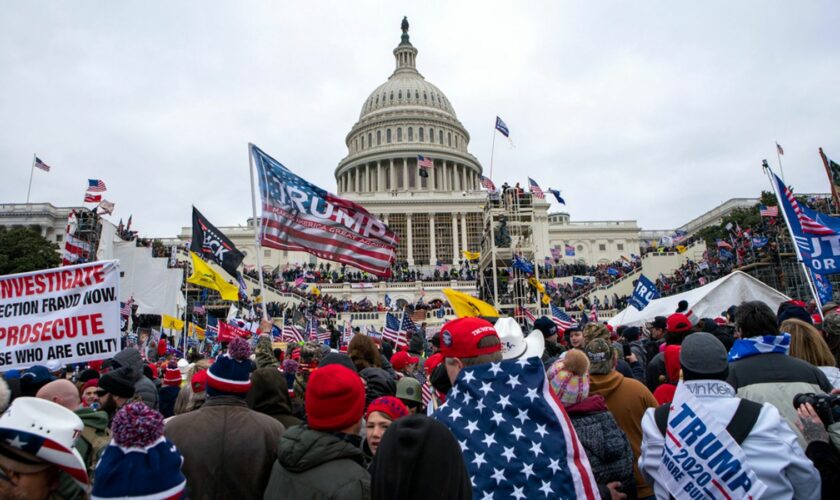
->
xmin=429 ymin=128 xmax=434 ymax=142
xmin=377 ymin=130 xmax=381 ymax=145
xmin=455 ymin=135 xmax=459 ymax=148
xmin=439 ymin=130 xmax=444 ymax=144
xmin=415 ymin=90 xmax=419 ymax=99
xmin=390 ymin=91 xmax=394 ymax=101
xmin=368 ymin=133 xmax=372 ymax=147
xmin=398 ymin=90 xmax=402 ymax=99
xmin=387 ymin=129 xmax=392 ymax=143
xmin=423 ymin=92 xmax=427 ymax=101
xmin=419 ymin=128 xmax=424 ymax=141
xmin=408 ymin=127 xmax=413 ymax=141
xmin=397 ymin=128 xmax=402 ymax=141
xmin=448 ymin=132 xmax=452 ymax=146
xmin=361 ymin=136 xmax=365 ymax=148
xmin=617 ymin=243 xmax=624 ymax=251
xmin=599 ymin=244 xmax=606 ymax=251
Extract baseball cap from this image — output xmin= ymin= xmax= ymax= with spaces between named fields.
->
xmin=585 ymin=338 xmax=615 ymax=375
xmin=649 ymin=316 xmax=667 ymax=330
xmin=439 ymin=317 xmax=500 ymax=359
xmin=666 ymin=313 xmax=693 ymax=333
xmin=391 ymin=351 xmax=420 ymax=372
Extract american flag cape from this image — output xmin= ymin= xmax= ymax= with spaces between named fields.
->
xmin=433 ymin=357 xmax=598 ymax=499
xmin=550 ymin=304 xmax=575 ymax=331
xmin=251 ymin=144 xmax=398 ymax=277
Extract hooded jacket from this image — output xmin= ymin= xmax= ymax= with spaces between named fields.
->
xmin=565 ymin=395 xmax=636 ymax=498
xmin=589 ymin=370 xmax=658 ymax=498
xmin=360 ymin=368 xmax=396 ymax=407
xmin=166 ymin=396 xmax=285 ymax=499
xmin=640 ymin=380 xmax=821 ymax=499
xmin=113 ymin=347 xmax=159 ymax=409
xmin=247 ymin=367 xmax=302 ymax=429
xmin=263 ymin=425 xmax=371 ymax=500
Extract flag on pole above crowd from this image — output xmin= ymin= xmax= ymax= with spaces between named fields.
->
xmin=83 ymin=193 xmax=101 ymax=203
xmin=479 ymin=175 xmax=496 ymax=191
xmin=191 ymin=206 xmax=245 ymax=278
xmin=819 ymin=148 xmax=840 ymax=208
xmin=628 ymin=274 xmax=660 ymax=311
xmin=87 ymin=179 xmax=106 ymax=192
xmin=547 ymin=188 xmax=565 ymax=204
xmin=494 ymin=116 xmax=510 ymax=137
xmin=550 ymin=304 xmax=575 ymax=331
xmin=250 ymin=144 xmax=398 ymax=278
xmin=97 ymin=200 xmax=115 ymax=215
xmin=512 ymin=254 xmax=534 ymax=274
xmin=434 ymin=357 xmax=599 ymax=499
xmin=758 ymin=204 xmax=778 ymax=217
xmin=382 ymin=312 xmax=405 ymax=347
xmin=528 ymin=177 xmax=545 ymax=199
xmin=443 ymin=288 xmax=499 ymax=318
xmin=565 ymin=244 xmax=575 ymax=257
xmin=417 ymin=155 xmax=433 ymax=169
xmin=776 ymin=142 xmax=784 ymax=155
xmin=187 ymin=251 xmax=240 ymax=301
xmin=34 ymin=157 xmax=51 ymax=172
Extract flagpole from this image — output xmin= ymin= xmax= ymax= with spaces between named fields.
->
xmin=819 ymin=148 xmax=840 ymax=212
xmin=247 ymin=143 xmax=269 ymax=319
xmin=776 ymin=143 xmax=786 ymax=183
xmin=762 ymin=160 xmax=822 ymax=316
xmin=183 ymin=257 xmax=190 ymax=354
xmin=488 ymin=126 xmax=497 ymax=180
xmin=26 ymin=154 xmax=36 ymax=204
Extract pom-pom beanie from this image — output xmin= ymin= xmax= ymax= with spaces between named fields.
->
xmin=547 ymin=349 xmax=590 ymax=406
xmin=206 ymin=337 xmax=252 ymax=397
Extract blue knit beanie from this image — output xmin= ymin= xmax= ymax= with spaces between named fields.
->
xmin=207 ymin=337 xmax=253 ymax=397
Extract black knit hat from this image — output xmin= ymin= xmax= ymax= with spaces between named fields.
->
xmin=99 ymin=367 xmax=136 ymax=399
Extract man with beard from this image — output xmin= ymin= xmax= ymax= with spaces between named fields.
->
xmin=96 ymin=366 xmax=136 ymax=423
xmin=534 ymin=316 xmax=565 ymax=366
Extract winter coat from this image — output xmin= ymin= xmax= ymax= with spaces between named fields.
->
xmin=589 ymin=370 xmax=658 ymax=498
xmin=247 ymin=367 xmax=303 ymax=429
xmin=819 ymin=365 xmax=840 ymax=389
xmin=158 ymin=385 xmax=180 ymax=418
xmin=165 ymin=396 xmax=285 ymax=499
xmin=627 ymin=339 xmax=647 ymax=370
xmin=360 ymin=368 xmax=396 ymax=407
xmin=566 ymin=395 xmax=636 ymax=499
xmin=255 ymin=335 xmax=280 ymax=369
xmin=112 ymin=347 xmax=159 ymax=409
xmin=644 ymin=351 xmax=666 ymax=392
xmin=263 ymin=425 xmax=371 ymax=500
xmin=642 ymin=338 xmax=663 ymax=367
xmin=640 ymin=379 xmax=821 ymax=500
xmin=727 ymin=351 xmax=833 ymax=448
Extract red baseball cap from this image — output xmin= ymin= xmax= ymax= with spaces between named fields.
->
xmin=439 ymin=317 xmax=500 ymax=359
xmin=666 ymin=313 xmax=693 ymax=333
xmin=390 ymin=351 xmax=419 ymax=372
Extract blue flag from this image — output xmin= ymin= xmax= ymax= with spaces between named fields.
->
xmin=718 ymin=248 xmax=734 ymax=260
xmin=628 ymin=274 xmax=660 ymax=311
xmin=512 ymin=255 xmax=534 ymax=274
xmin=751 ymin=236 xmax=769 ymax=249
xmin=384 ymin=294 xmax=392 ymax=308
xmin=434 ymin=358 xmax=598 ymax=499
xmin=606 ymin=267 xmax=620 ymax=277
xmin=813 ymin=271 xmax=833 ymax=306
xmin=495 ymin=116 xmax=510 ymax=137
xmin=572 ymin=276 xmax=588 ymax=287
xmin=547 ymin=188 xmax=566 ymax=205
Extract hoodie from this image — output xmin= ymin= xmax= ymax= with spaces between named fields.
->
xmin=263 ymin=425 xmax=371 ymax=500
xmin=247 ymin=367 xmax=302 ymax=429
xmin=113 ymin=348 xmax=159 ymax=409
xmin=589 ymin=370 xmax=658 ymax=498
xmin=360 ymin=368 xmax=396 ymax=407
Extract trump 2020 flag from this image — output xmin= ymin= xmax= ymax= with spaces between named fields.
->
xmin=629 ymin=274 xmax=660 ymax=311
xmin=434 ymin=357 xmax=598 ymax=499
xmin=251 ymin=144 xmax=398 ymax=277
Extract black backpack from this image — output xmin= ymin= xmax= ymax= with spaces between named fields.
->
xmin=654 ymin=398 xmax=763 ymax=445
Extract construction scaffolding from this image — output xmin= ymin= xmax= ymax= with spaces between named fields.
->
xmin=73 ymin=209 xmax=103 ymax=262
xmin=477 ymin=190 xmax=542 ymax=321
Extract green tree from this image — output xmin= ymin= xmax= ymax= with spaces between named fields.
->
xmin=0 ymin=226 xmax=61 ymax=275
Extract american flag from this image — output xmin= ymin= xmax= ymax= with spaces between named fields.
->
xmin=775 ymin=173 xmax=834 ymax=235
xmin=434 ymin=357 xmax=598 ymax=499
xmin=87 ymin=179 xmax=106 ymax=192
xmin=251 ymin=144 xmax=398 ymax=277
xmin=528 ymin=177 xmax=544 ymax=199
xmin=421 ymin=381 xmax=433 ymax=407
xmin=716 ymin=239 xmax=733 ymax=250
xmin=550 ymin=304 xmax=575 ymax=331
xmin=382 ymin=312 xmax=406 ymax=347
xmin=758 ymin=204 xmax=779 ymax=217
xmin=776 ymin=142 xmax=784 ymax=155
xmin=307 ymin=318 xmax=318 ymax=341
xmin=401 ymin=313 xmax=416 ymax=335
xmin=517 ymin=306 xmax=537 ymax=327
xmin=417 ymin=155 xmax=433 ymax=169
xmin=480 ymin=175 xmax=496 ymax=191
xmin=192 ymin=303 xmax=206 ymax=316
xmin=120 ymin=297 xmax=134 ymax=318
xmin=34 ymin=156 xmax=51 ymax=172
xmin=282 ymin=317 xmax=304 ymax=343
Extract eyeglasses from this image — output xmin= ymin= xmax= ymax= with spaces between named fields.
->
xmin=95 ymin=389 xmax=107 ymax=397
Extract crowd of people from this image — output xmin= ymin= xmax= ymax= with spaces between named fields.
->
xmin=5 ymin=293 xmax=840 ymax=499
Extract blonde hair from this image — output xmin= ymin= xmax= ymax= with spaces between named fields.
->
xmin=782 ymin=318 xmax=836 ymax=367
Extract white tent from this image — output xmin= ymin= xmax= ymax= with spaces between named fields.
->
xmin=608 ymin=271 xmax=791 ymax=327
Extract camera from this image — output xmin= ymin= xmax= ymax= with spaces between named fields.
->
xmin=793 ymin=393 xmax=840 ymax=425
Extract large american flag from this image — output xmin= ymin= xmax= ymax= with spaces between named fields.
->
xmin=550 ymin=304 xmax=575 ymax=331
xmin=282 ymin=316 xmax=304 ymax=343
xmin=528 ymin=177 xmax=545 ymax=199
xmin=382 ymin=312 xmax=406 ymax=347
xmin=480 ymin=175 xmax=496 ymax=191
xmin=87 ymin=179 xmax=106 ymax=192
xmin=777 ymin=175 xmax=834 ymax=235
xmin=434 ymin=357 xmax=598 ymax=499
xmin=251 ymin=144 xmax=398 ymax=277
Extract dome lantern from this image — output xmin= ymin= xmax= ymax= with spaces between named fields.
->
xmin=393 ymin=16 xmax=418 ymax=75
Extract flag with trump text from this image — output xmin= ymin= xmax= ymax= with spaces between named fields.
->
xmin=434 ymin=357 xmax=599 ymax=499
xmin=251 ymin=144 xmax=398 ymax=277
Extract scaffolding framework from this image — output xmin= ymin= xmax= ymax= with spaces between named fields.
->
xmin=477 ymin=191 xmax=541 ymax=322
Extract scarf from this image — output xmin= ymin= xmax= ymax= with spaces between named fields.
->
xmin=728 ymin=333 xmax=790 ymax=362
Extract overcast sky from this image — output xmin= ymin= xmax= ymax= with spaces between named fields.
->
xmin=2 ymin=1 xmax=838 ymax=237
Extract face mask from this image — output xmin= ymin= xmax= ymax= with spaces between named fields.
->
xmin=430 ymin=364 xmax=452 ymax=395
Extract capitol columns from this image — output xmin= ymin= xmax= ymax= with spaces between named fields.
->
xmin=389 ymin=159 xmax=395 ymax=190
xmin=402 ymin=159 xmax=409 ymax=191
xmin=429 ymin=214 xmax=436 ymax=263
xmin=429 ymin=159 xmax=436 ymax=191
xmin=377 ymin=160 xmax=385 ymax=191
xmin=451 ymin=212 xmax=459 ymax=262
xmin=460 ymin=212 xmax=468 ymax=252
xmin=406 ymin=213 xmax=414 ymax=266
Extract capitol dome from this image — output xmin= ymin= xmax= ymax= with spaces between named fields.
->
xmin=336 ymin=18 xmax=483 ymax=197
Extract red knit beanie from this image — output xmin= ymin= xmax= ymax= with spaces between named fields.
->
xmin=163 ymin=367 xmax=182 ymax=387
xmin=365 ymin=396 xmax=409 ymax=421
xmin=305 ymin=365 xmax=365 ymax=432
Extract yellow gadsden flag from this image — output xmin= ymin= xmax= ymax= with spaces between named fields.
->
xmin=187 ymin=251 xmax=240 ymax=301
xmin=462 ymin=250 xmax=480 ymax=261
xmin=443 ymin=288 xmax=499 ymax=318
xmin=189 ymin=323 xmax=206 ymax=341
xmin=161 ymin=314 xmax=184 ymax=331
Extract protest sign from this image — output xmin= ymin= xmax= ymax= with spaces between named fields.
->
xmin=0 ymin=261 xmax=121 ymax=370
xmin=659 ymin=383 xmax=766 ymax=499
xmin=218 ymin=321 xmax=252 ymax=343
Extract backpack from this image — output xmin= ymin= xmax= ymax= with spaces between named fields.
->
xmin=79 ymin=425 xmax=112 ymax=472
xmin=654 ymin=398 xmax=762 ymax=445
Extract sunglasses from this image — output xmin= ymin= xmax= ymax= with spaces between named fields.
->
xmin=95 ymin=389 xmax=108 ymax=397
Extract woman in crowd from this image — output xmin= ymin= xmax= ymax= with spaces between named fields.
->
xmin=784 ymin=318 xmax=840 ymax=388
xmin=364 ymin=396 xmax=409 ymax=459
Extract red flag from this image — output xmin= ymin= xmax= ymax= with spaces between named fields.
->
xmin=84 ymin=193 xmax=101 ymax=203
xmin=218 ymin=321 xmax=252 ymax=342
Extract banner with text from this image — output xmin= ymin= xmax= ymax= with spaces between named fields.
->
xmin=629 ymin=274 xmax=660 ymax=311
xmin=0 ymin=261 xmax=121 ymax=370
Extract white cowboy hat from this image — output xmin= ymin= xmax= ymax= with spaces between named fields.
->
xmin=0 ymin=397 xmax=89 ymax=487
xmin=495 ymin=317 xmax=545 ymax=360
